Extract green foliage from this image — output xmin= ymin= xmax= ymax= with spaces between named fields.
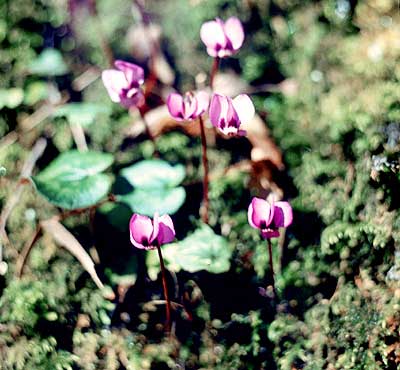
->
xmin=120 ymin=159 xmax=186 ymax=215
xmin=32 ymin=150 xmax=113 ymax=209
xmin=164 ymin=224 xmax=232 ymax=274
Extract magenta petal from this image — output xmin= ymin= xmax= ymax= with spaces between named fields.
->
xmin=156 ymin=214 xmax=175 ymax=245
xmin=232 ymin=94 xmax=255 ymax=125
xmin=226 ymin=97 xmax=239 ymax=126
xmin=120 ymin=89 xmax=145 ymax=109
xmin=224 ymin=17 xmax=245 ymax=51
xmin=115 ymin=60 xmax=144 ymax=86
xmin=195 ymin=91 xmax=209 ymax=116
xmin=248 ymin=197 xmax=274 ymax=229
xmin=209 ymin=94 xmax=224 ymax=128
xmin=167 ymin=93 xmax=184 ymax=121
xmin=184 ymin=97 xmax=198 ymax=120
xmin=101 ymin=69 xmax=128 ymax=103
xmin=129 ymin=214 xmax=156 ymax=249
xmin=273 ymin=201 xmax=293 ymax=228
xmin=200 ymin=20 xmax=226 ymax=55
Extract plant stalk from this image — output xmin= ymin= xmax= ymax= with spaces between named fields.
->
xmin=267 ymin=238 xmax=278 ymax=299
xmin=156 ymin=245 xmax=172 ymax=335
xmin=198 ymin=116 xmax=209 ymax=224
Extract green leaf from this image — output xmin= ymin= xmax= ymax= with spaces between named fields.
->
xmin=28 ymin=48 xmax=68 ymax=76
xmin=35 ymin=150 xmax=113 ymax=182
xmin=32 ymin=151 xmax=113 ymax=209
xmin=33 ymin=174 xmax=111 ymax=210
xmin=121 ymin=187 xmax=185 ymax=216
xmin=150 ymin=225 xmax=232 ymax=274
xmin=0 ymin=166 xmax=6 ymax=176
xmin=54 ymin=103 xmax=111 ymax=127
xmin=121 ymin=159 xmax=185 ymax=188
xmin=119 ymin=159 xmax=186 ymax=216
xmin=0 ymin=88 xmax=24 ymax=109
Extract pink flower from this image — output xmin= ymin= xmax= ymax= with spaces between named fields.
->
xmin=129 ymin=213 xmax=175 ymax=250
xmin=167 ymin=91 xmax=209 ymax=121
xmin=209 ymin=93 xmax=255 ymax=136
xmin=248 ymin=197 xmax=293 ymax=239
xmin=200 ymin=17 xmax=244 ymax=58
xmin=102 ymin=60 xmax=145 ymax=109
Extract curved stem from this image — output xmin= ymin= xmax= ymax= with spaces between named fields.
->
xmin=210 ymin=57 xmax=220 ymax=90
xmin=156 ymin=245 xmax=172 ymax=335
xmin=16 ymin=225 xmax=43 ymax=278
xmin=198 ymin=116 xmax=209 ymax=224
xmin=267 ymin=238 xmax=278 ymax=299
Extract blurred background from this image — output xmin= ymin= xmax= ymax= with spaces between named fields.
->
xmin=1 ymin=0 xmax=400 ymax=369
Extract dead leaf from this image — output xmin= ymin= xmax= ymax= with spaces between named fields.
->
xmin=41 ymin=218 xmax=104 ymax=290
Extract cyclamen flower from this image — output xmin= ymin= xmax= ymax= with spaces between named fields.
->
xmin=248 ymin=197 xmax=293 ymax=239
xmin=129 ymin=213 xmax=175 ymax=250
xmin=200 ymin=17 xmax=244 ymax=58
xmin=209 ymin=93 xmax=255 ymax=136
xmin=167 ymin=91 xmax=209 ymax=121
xmin=102 ymin=60 xmax=145 ymax=109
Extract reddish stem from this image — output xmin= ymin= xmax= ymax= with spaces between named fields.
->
xmin=267 ymin=238 xmax=278 ymax=299
xmin=210 ymin=57 xmax=220 ymax=90
xmin=198 ymin=116 xmax=209 ymax=224
xmin=156 ymin=245 xmax=172 ymax=335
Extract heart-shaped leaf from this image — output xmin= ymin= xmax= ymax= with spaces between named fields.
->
xmin=32 ymin=151 xmax=113 ymax=209
xmin=148 ymin=224 xmax=232 ymax=275
xmin=36 ymin=150 xmax=113 ymax=182
xmin=121 ymin=159 xmax=185 ymax=189
xmin=121 ymin=187 xmax=185 ymax=216
xmin=119 ymin=159 xmax=186 ymax=216
xmin=29 ymin=48 xmax=68 ymax=76
xmin=33 ymin=174 xmax=112 ymax=210
xmin=54 ymin=103 xmax=111 ymax=127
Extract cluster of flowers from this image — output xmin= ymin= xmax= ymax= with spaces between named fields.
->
xmin=102 ymin=16 xmax=293 ymax=250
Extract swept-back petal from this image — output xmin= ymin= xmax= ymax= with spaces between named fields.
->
xmin=226 ymin=97 xmax=239 ymax=126
xmin=101 ymin=69 xmax=128 ymax=102
xmin=209 ymin=94 xmax=230 ymax=128
xmin=209 ymin=94 xmax=222 ymax=127
xmin=224 ymin=17 xmax=245 ymax=51
xmin=195 ymin=91 xmax=209 ymax=116
xmin=156 ymin=214 xmax=175 ymax=245
xmin=129 ymin=214 xmax=155 ymax=249
xmin=232 ymin=94 xmax=255 ymax=124
xmin=248 ymin=197 xmax=274 ymax=229
xmin=120 ymin=89 xmax=145 ymax=109
xmin=273 ymin=201 xmax=293 ymax=228
xmin=167 ymin=93 xmax=185 ymax=120
xmin=115 ymin=60 xmax=144 ymax=86
xmin=183 ymin=96 xmax=198 ymax=120
xmin=200 ymin=20 xmax=226 ymax=53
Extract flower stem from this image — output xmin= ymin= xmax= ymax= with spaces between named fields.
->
xmin=156 ymin=245 xmax=172 ymax=335
xmin=267 ymin=238 xmax=278 ymax=299
xmin=198 ymin=115 xmax=209 ymax=224
xmin=210 ymin=57 xmax=220 ymax=90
